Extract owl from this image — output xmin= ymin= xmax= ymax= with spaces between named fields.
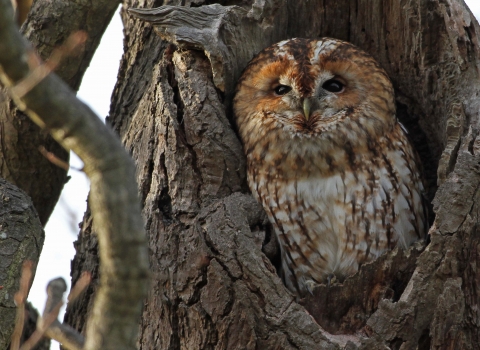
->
xmin=233 ymin=38 xmax=427 ymax=296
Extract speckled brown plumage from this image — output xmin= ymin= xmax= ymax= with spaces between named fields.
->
xmin=233 ymin=38 xmax=427 ymax=296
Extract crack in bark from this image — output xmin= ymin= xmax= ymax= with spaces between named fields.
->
xmin=165 ymin=46 xmax=205 ymax=209
xmin=202 ymin=230 xmax=241 ymax=282
xmin=158 ymin=153 xmax=174 ymax=225
xmin=166 ymin=45 xmax=185 ymax=128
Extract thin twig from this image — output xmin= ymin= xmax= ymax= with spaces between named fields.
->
xmin=20 ymin=275 xmax=90 ymax=350
xmin=38 ymin=146 xmax=70 ymax=171
xmin=68 ymin=272 xmax=91 ymax=302
xmin=11 ymin=31 xmax=87 ymax=98
xmin=10 ymin=261 xmax=34 ymax=350
xmin=20 ymin=299 xmax=63 ymax=350
xmin=38 ymin=145 xmax=85 ymax=172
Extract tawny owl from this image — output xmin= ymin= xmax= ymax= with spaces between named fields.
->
xmin=233 ymin=38 xmax=427 ymax=296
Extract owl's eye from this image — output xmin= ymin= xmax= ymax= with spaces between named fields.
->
xmin=322 ymin=79 xmax=344 ymax=93
xmin=274 ymin=85 xmax=292 ymax=96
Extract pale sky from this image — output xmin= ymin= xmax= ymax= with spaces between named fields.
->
xmin=27 ymin=2 xmax=480 ymax=349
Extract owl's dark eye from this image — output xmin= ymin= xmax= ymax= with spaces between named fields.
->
xmin=274 ymin=85 xmax=292 ymax=96
xmin=322 ymin=79 xmax=344 ymax=93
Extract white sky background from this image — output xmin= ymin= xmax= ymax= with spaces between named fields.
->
xmin=27 ymin=2 xmax=480 ymax=349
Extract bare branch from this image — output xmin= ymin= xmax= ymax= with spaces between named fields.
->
xmin=43 ymin=276 xmax=88 ymax=350
xmin=38 ymin=146 xmax=70 ymax=171
xmin=67 ymin=272 xmax=91 ymax=303
xmin=1 ymin=0 xmax=122 ymax=226
xmin=11 ymin=31 xmax=87 ymax=99
xmin=0 ymin=1 xmax=149 ymax=349
xmin=20 ymin=278 xmax=86 ymax=350
xmin=19 ymin=278 xmax=65 ymax=350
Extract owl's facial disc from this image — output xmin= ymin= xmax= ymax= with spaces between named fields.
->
xmin=233 ymin=38 xmax=396 ymax=141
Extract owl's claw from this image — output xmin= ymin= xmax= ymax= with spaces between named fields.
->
xmin=327 ymin=274 xmax=337 ymax=287
xmin=305 ymin=280 xmax=320 ymax=295
xmin=305 ymin=275 xmax=337 ymax=295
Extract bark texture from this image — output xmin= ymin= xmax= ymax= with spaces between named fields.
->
xmin=0 ymin=0 xmax=150 ymax=347
xmin=0 ymin=0 xmax=121 ymax=225
xmin=66 ymin=0 xmax=480 ymax=349
xmin=0 ymin=179 xmax=44 ymax=349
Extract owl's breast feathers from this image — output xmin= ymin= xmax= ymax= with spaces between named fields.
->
xmin=246 ymin=122 xmax=426 ymax=295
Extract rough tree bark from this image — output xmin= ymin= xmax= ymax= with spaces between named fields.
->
xmin=65 ymin=0 xmax=480 ymax=349
xmin=0 ymin=0 xmax=128 ymax=346
xmin=0 ymin=179 xmax=45 ymax=350
xmin=0 ymin=0 xmax=151 ymax=347
xmin=0 ymin=0 xmax=121 ymax=225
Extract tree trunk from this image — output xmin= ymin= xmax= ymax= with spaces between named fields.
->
xmin=0 ymin=179 xmax=45 ymax=350
xmin=66 ymin=0 xmax=480 ymax=348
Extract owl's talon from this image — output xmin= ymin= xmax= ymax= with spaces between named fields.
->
xmin=305 ymin=280 xmax=319 ymax=295
xmin=327 ymin=274 xmax=337 ymax=287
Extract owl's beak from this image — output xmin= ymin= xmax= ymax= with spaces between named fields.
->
xmin=303 ymin=98 xmax=312 ymax=121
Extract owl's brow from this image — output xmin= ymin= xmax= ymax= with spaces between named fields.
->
xmin=276 ymin=38 xmax=316 ymax=95
xmin=237 ymin=82 xmax=262 ymax=92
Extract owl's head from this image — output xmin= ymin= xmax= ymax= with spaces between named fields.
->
xmin=233 ymin=38 xmax=396 ymax=153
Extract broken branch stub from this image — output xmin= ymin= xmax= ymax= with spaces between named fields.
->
xmin=128 ymin=2 xmax=288 ymax=98
xmin=41 ymin=278 xmax=85 ymax=350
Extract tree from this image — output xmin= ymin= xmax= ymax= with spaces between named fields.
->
xmin=0 ymin=0 xmax=148 ymax=348
xmin=1 ymin=0 xmax=480 ymax=349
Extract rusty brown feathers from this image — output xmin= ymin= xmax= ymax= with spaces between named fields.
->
xmin=233 ymin=38 xmax=427 ymax=296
